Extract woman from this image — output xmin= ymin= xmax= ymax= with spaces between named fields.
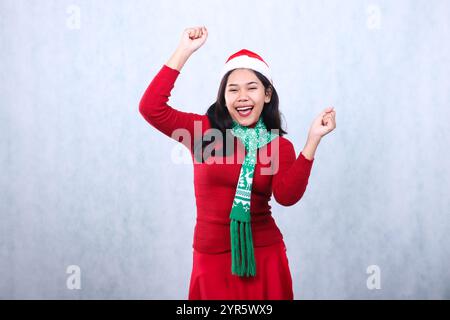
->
xmin=139 ymin=26 xmax=336 ymax=300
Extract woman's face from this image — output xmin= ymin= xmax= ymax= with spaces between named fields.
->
xmin=224 ymin=68 xmax=272 ymax=127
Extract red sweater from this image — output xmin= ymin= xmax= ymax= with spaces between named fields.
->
xmin=139 ymin=64 xmax=315 ymax=254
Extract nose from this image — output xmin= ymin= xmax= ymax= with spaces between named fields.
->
xmin=237 ymin=93 xmax=249 ymax=102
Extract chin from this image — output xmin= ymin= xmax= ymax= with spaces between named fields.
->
xmin=236 ymin=117 xmax=256 ymax=126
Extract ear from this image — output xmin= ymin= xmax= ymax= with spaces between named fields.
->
xmin=265 ymin=86 xmax=273 ymax=103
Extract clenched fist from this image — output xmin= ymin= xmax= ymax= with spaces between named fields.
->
xmin=308 ymin=107 xmax=337 ymax=141
xmin=178 ymin=26 xmax=208 ymax=55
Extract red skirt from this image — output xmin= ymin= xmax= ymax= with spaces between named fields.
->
xmin=188 ymin=240 xmax=293 ymax=300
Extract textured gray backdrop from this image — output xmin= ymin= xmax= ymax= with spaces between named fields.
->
xmin=1 ymin=0 xmax=449 ymax=299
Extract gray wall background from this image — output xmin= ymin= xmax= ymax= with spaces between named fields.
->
xmin=1 ymin=0 xmax=449 ymax=299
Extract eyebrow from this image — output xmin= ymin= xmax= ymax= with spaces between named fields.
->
xmin=227 ymin=82 xmax=258 ymax=87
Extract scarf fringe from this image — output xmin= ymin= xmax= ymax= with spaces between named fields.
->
xmin=230 ymin=219 xmax=256 ymax=277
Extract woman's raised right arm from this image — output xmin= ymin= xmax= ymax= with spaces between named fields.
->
xmin=138 ymin=27 xmax=209 ymax=151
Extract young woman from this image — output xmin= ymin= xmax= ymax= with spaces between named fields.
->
xmin=139 ymin=26 xmax=336 ymax=300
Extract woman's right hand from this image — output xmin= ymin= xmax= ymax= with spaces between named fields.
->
xmin=177 ymin=26 xmax=208 ymax=55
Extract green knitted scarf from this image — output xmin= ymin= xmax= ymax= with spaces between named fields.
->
xmin=229 ymin=117 xmax=279 ymax=277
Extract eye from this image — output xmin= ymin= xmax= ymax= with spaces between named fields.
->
xmin=249 ymin=87 xmax=257 ymax=90
xmin=229 ymin=89 xmax=237 ymax=92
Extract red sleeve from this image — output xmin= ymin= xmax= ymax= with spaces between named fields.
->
xmin=138 ymin=64 xmax=209 ymax=152
xmin=272 ymin=138 xmax=314 ymax=206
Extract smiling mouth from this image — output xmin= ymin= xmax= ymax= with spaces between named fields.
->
xmin=235 ymin=106 xmax=254 ymax=117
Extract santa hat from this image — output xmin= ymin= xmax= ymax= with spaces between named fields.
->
xmin=220 ymin=49 xmax=273 ymax=84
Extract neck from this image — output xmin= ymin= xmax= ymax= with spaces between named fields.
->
xmin=232 ymin=118 xmax=261 ymax=129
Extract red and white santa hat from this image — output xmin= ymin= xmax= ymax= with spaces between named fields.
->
xmin=220 ymin=49 xmax=273 ymax=84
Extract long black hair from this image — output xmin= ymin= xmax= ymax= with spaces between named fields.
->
xmin=194 ymin=68 xmax=287 ymax=162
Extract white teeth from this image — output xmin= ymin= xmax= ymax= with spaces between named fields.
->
xmin=236 ymin=106 xmax=253 ymax=111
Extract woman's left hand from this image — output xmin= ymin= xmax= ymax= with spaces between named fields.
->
xmin=307 ymin=107 xmax=336 ymax=141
